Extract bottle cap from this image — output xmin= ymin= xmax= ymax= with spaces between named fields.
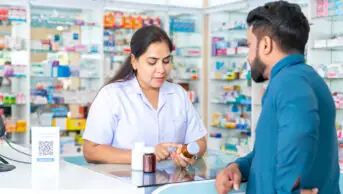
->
xmin=144 ymin=146 xmax=155 ymax=154
xmin=187 ymin=142 xmax=199 ymax=155
xmin=134 ymin=142 xmax=145 ymax=151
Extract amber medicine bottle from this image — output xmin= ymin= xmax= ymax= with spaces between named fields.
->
xmin=178 ymin=142 xmax=200 ymax=160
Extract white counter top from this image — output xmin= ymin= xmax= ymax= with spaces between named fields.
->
xmin=0 ymin=141 xmax=143 ymax=194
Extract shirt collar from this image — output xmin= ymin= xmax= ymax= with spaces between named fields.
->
xmin=128 ymin=76 xmax=175 ymax=94
xmin=270 ymin=54 xmax=305 ymax=79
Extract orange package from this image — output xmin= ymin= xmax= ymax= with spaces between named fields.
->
xmin=133 ymin=15 xmax=143 ymax=29
xmin=123 ymin=14 xmax=133 ymax=29
xmin=104 ymin=12 xmax=115 ymax=28
xmin=0 ymin=36 xmax=5 ymax=49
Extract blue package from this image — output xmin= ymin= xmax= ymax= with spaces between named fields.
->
xmin=57 ymin=66 xmax=71 ymax=77
xmin=73 ymin=33 xmax=79 ymax=40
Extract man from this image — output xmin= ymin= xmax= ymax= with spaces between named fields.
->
xmin=215 ymin=1 xmax=340 ymax=194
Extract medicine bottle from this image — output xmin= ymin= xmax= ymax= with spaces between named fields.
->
xmin=143 ymin=147 xmax=156 ymax=173
xmin=132 ymin=142 xmax=145 ymax=171
xmin=178 ymin=142 xmax=200 ymax=160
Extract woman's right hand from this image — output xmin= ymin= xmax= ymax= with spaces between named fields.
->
xmin=155 ymin=143 xmax=182 ymax=162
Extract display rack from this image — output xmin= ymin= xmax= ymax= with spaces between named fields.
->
xmin=0 ymin=1 xmax=30 ymax=144
xmin=168 ymin=10 xmax=203 ymax=116
xmin=206 ymin=0 xmax=252 ymax=154
xmin=28 ymin=3 xmax=103 ymax=156
xmin=307 ymin=0 xmax=343 ymax=170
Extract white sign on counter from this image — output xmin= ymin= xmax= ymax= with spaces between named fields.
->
xmin=31 ymin=126 xmax=60 ymax=189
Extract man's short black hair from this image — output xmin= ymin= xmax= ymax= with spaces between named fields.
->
xmin=247 ymin=1 xmax=309 ymax=54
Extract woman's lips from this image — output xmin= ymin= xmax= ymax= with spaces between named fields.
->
xmin=154 ymin=77 xmax=164 ymax=83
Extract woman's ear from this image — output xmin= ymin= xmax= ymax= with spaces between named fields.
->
xmin=131 ymin=54 xmax=137 ymax=70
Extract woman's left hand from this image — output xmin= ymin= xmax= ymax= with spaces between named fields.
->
xmin=170 ymin=152 xmax=196 ymax=168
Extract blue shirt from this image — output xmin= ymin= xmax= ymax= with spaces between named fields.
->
xmin=82 ymin=77 xmax=207 ymax=149
xmin=235 ymin=54 xmax=341 ymax=194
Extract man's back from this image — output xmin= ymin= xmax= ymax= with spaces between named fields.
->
xmin=290 ymin=63 xmax=340 ymax=193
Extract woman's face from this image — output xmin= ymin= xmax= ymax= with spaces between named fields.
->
xmin=132 ymin=41 xmax=171 ymax=90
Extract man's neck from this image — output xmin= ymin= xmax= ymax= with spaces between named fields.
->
xmin=266 ymin=53 xmax=290 ymax=79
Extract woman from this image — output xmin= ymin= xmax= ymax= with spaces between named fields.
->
xmin=82 ymin=26 xmax=207 ymax=167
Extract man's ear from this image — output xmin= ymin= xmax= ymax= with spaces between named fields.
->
xmin=262 ymin=36 xmax=273 ymax=55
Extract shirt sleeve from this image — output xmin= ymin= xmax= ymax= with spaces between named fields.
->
xmin=234 ymin=150 xmax=254 ymax=181
xmin=182 ymin=89 xmax=208 ymax=144
xmin=82 ymin=87 xmax=118 ymax=145
xmin=275 ymin=80 xmax=319 ymax=193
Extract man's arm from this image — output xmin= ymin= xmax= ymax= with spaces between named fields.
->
xmin=275 ymin=80 xmax=319 ymax=193
xmin=234 ymin=150 xmax=254 ymax=181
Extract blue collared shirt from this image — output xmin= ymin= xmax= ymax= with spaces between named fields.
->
xmin=235 ymin=54 xmax=341 ymax=194
xmin=82 ymin=77 xmax=207 ymax=149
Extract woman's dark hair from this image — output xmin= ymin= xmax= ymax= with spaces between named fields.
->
xmin=106 ymin=25 xmax=173 ymax=85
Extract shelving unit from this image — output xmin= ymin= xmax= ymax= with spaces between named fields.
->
xmin=0 ymin=2 xmax=30 ymax=144
xmin=206 ymin=0 xmax=252 ymax=154
xmin=168 ymin=10 xmax=203 ymax=116
xmin=27 ymin=3 xmax=103 ymax=156
xmin=308 ymin=0 xmax=343 ymax=126
xmin=307 ymin=0 xmax=343 ymax=169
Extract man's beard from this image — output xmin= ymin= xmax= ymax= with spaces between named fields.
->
xmin=250 ymin=54 xmax=268 ymax=83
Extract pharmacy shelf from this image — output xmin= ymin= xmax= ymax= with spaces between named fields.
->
xmin=211 ymin=126 xmax=250 ymax=133
xmin=211 ymin=28 xmax=248 ymax=34
xmin=30 ymin=49 xmax=100 ymax=54
xmin=206 ymin=0 xmax=253 ymax=153
xmin=26 ymin=4 xmax=103 ymax=155
xmin=0 ymin=2 xmax=31 ymax=144
xmin=308 ymin=0 xmax=343 ymax=137
xmin=312 ymin=46 xmax=343 ymax=51
xmin=312 ymin=15 xmax=343 ymax=22
xmin=169 ymin=12 xmax=204 ymax=117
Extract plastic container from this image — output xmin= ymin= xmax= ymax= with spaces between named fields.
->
xmin=178 ymin=142 xmax=200 ymax=160
xmin=132 ymin=142 xmax=144 ymax=171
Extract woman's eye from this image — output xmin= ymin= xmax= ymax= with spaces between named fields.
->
xmin=163 ymin=60 xmax=170 ymax=64
xmin=148 ymin=61 xmax=156 ymax=65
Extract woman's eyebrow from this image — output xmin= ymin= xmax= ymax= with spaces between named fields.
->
xmin=147 ymin=55 xmax=171 ymax=60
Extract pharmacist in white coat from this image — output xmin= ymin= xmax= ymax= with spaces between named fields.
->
xmin=82 ymin=26 xmax=207 ymax=167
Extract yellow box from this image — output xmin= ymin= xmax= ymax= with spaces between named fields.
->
xmin=16 ymin=120 xmax=27 ymax=133
xmin=66 ymin=118 xmax=86 ymax=131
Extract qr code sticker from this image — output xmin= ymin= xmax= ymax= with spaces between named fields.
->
xmin=38 ymin=141 xmax=54 ymax=156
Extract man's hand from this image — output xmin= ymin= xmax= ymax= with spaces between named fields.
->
xmin=301 ymin=188 xmax=318 ymax=194
xmin=215 ymin=163 xmax=242 ymax=194
xmin=155 ymin=143 xmax=181 ymax=162
xmin=295 ymin=177 xmax=319 ymax=194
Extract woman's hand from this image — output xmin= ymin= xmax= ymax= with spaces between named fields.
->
xmin=170 ymin=152 xmax=196 ymax=168
xmin=155 ymin=143 xmax=181 ymax=162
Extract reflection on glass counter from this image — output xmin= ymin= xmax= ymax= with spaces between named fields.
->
xmin=86 ymin=150 xmax=239 ymax=188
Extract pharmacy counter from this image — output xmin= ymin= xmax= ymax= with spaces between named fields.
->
xmin=0 ymin=142 xmax=143 ymax=194
xmin=0 ymin=141 xmax=244 ymax=194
